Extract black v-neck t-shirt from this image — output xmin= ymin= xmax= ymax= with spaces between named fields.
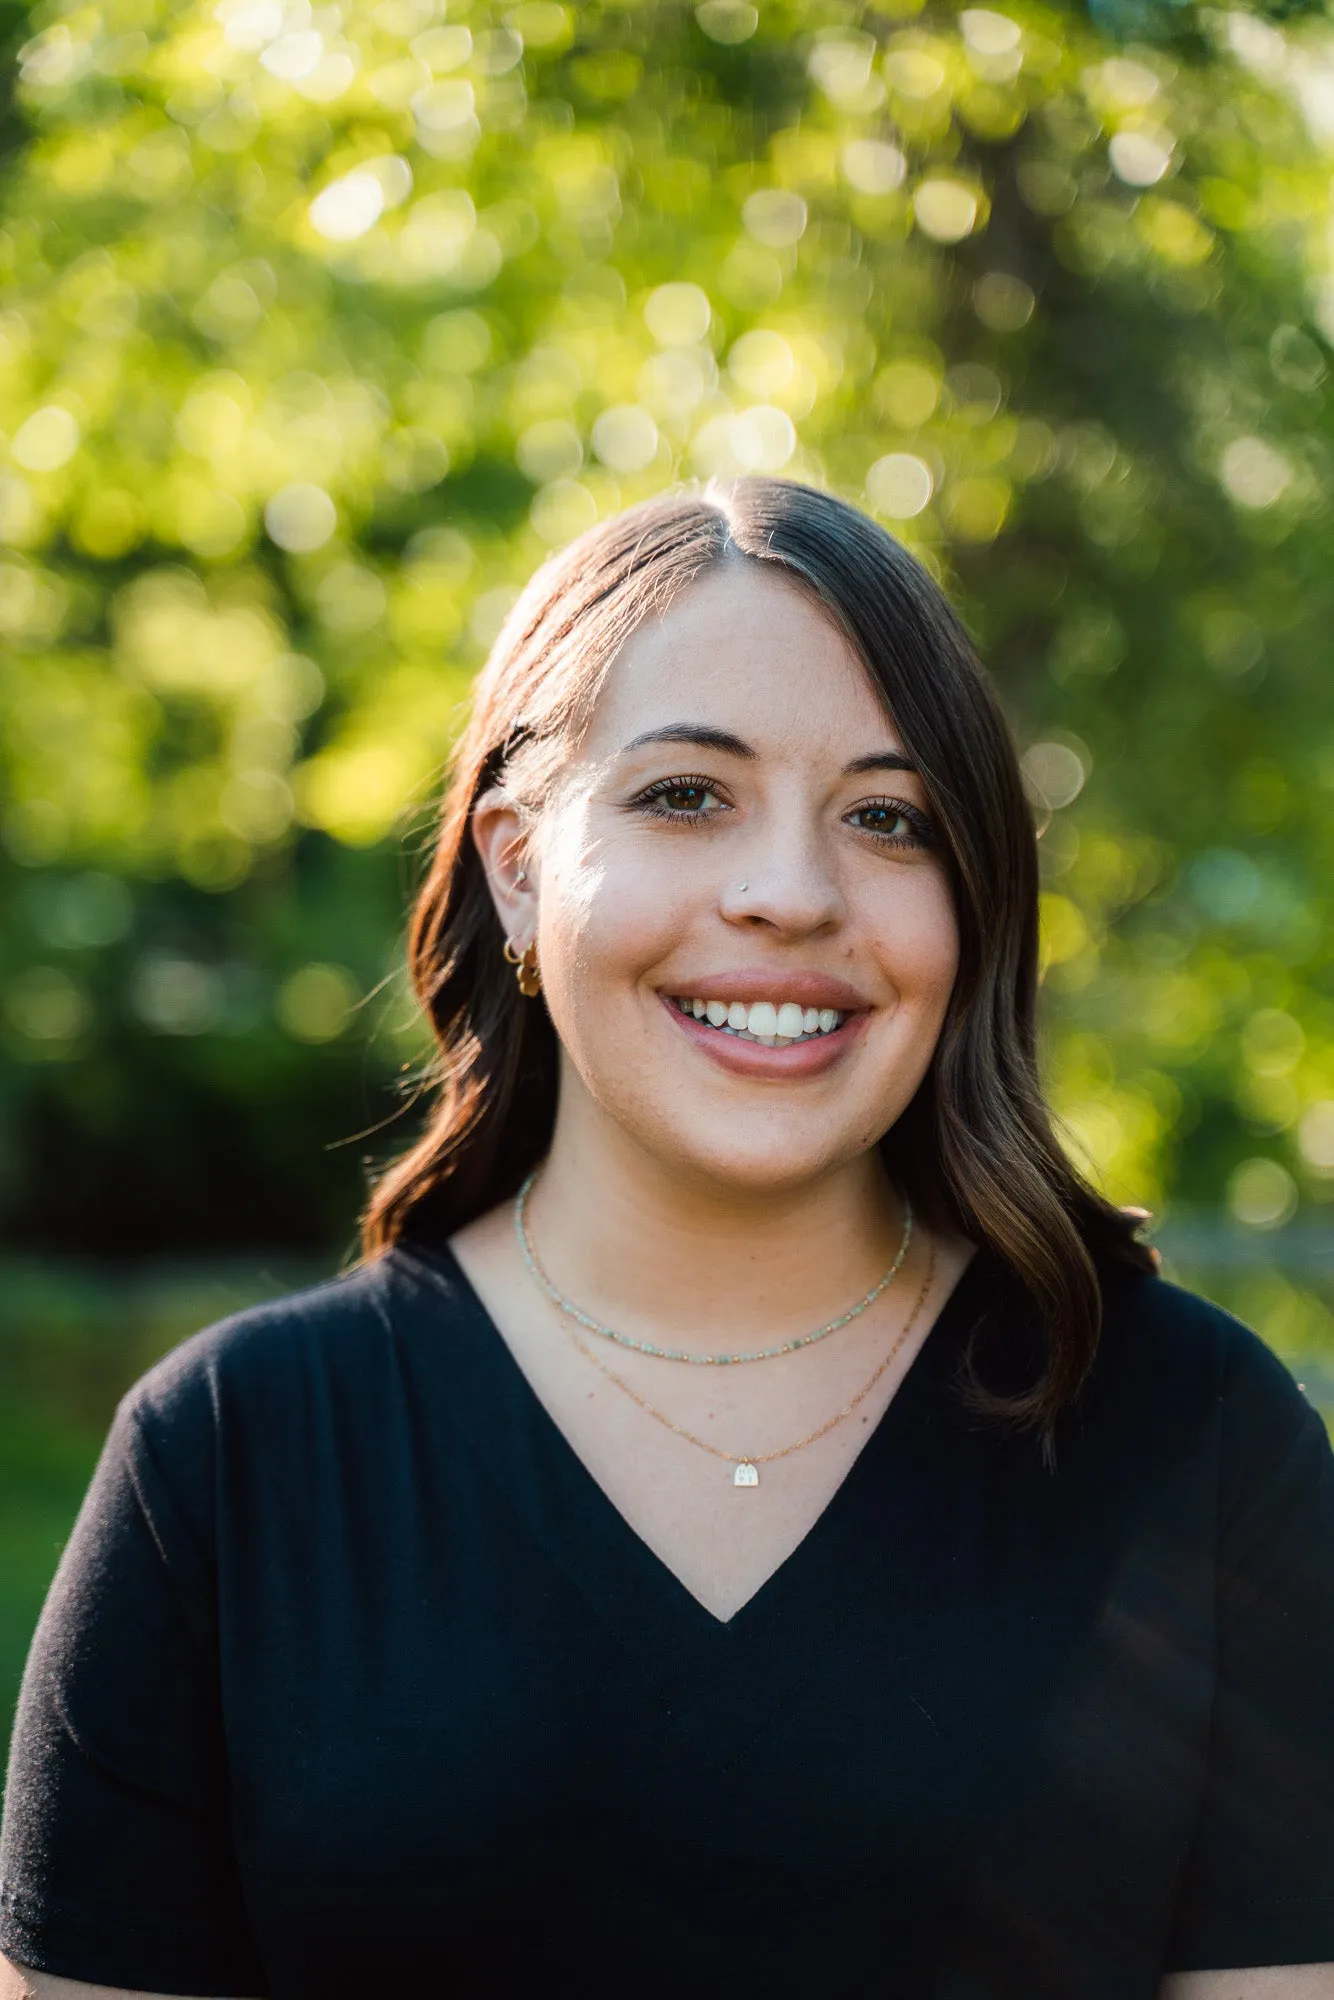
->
xmin=4 ymin=1245 xmax=1334 ymax=1998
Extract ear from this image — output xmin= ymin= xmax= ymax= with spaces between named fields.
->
xmin=471 ymin=785 xmax=538 ymax=949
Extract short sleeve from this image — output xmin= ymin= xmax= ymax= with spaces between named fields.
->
xmin=1165 ymin=1365 xmax=1334 ymax=1973
xmin=0 ymin=1394 xmax=267 ymax=1996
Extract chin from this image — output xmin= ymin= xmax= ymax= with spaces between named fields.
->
xmin=642 ymin=1113 xmax=873 ymax=1198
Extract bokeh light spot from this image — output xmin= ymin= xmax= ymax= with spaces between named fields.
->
xmin=729 ymin=405 xmax=797 ymax=471
xmin=961 ymin=9 xmax=1022 ymax=54
xmin=644 ymin=282 xmax=712 ymax=348
xmin=1022 ymin=740 xmax=1088 ymax=809
xmin=944 ymin=474 xmax=1012 ymax=541
xmin=6 ymin=965 xmax=92 ymax=1044
xmin=591 ymin=405 xmax=660 ymax=474
xmin=809 ymin=32 xmax=881 ymax=108
xmin=1189 ymin=848 xmax=1263 ymax=922
xmin=1108 ymin=129 xmax=1174 ymax=187
xmin=530 ymin=478 xmax=599 ymax=545
xmin=1039 ymin=892 xmax=1090 ymax=968
xmin=874 ymin=361 xmax=940 ymax=429
xmin=866 ymin=453 xmax=934 ymax=518
xmin=1219 ymin=436 xmax=1292 ymax=509
xmin=973 ymin=271 xmax=1035 ymax=331
xmin=260 ymin=30 xmax=324 ymax=80
xmin=309 ymin=170 xmax=385 ymax=242
xmin=12 ymin=406 xmax=80 ymax=472
xmin=265 ymin=484 xmax=337 ymax=553
xmin=1298 ymin=1103 xmax=1334 ymax=1175
xmin=1227 ymin=1157 xmax=1297 ymax=1230
xmin=742 ymin=188 xmax=808 ymax=249
xmin=277 ymin=962 xmax=359 ymax=1042
xmin=886 ymin=48 xmax=947 ymax=98
xmin=516 ymin=419 xmax=583 ymax=483
xmin=728 ymin=329 xmax=796 ymax=398
xmin=507 ymin=4 xmax=571 ymax=50
xmin=1242 ymin=1009 xmax=1305 ymax=1076
xmin=912 ymin=180 xmax=980 ymax=244
xmin=411 ymin=23 xmax=471 ymax=70
xmin=423 ymin=309 xmax=492 ymax=372
xmin=130 ymin=953 xmax=226 ymax=1035
xmin=413 ymin=77 xmax=477 ymax=137
xmin=841 ymin=140 xmax=907 ymax=196
xmin=695 ymin=0 xmax=757 ymax=43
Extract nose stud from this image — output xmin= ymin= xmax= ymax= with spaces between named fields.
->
xmin=737 ymin=882 xmax=748 ymax=893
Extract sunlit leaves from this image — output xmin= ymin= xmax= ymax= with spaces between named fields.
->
xmin=2 ymin=0 xmax=1334 ymax=1261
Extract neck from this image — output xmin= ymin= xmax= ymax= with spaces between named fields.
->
xmin=523 ymin=1095 xmax=907 ymax=1354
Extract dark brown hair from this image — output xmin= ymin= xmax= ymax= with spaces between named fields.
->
xmin=362 ymin=479 xmax=1154 ymax=1433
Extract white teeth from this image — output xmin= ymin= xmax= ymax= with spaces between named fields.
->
xmin=676 ymin=996 xmax=847 ymax=1043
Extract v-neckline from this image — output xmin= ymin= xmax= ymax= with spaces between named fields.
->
xmin=396 ymin=1238 xmax=991 ymax=1644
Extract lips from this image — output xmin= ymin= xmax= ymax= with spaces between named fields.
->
xmin=659 ymin=987 xmax=867 ymax=1077
xmin=659 ymin=971 xmax=868 ymax=1012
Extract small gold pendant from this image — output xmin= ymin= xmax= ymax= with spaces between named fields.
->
xmin=733 ymin=1461 xmax=759 ymax=1488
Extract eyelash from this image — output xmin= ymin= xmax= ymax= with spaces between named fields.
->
xmin=846 ymin=796 xmax=936 ymax=850
xmin=633 ymin=775 xmax=727 ymax=823
xmin=628 ymin=777 xmax=935 ymax=849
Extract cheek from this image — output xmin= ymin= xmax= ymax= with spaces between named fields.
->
xmin=868 ymin=870 xmax=960 ymax=1015
xmin=537 ymin=808 xmax=687 ymax=995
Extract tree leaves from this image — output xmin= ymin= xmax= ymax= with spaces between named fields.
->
xmin=2 ymin=0 xmax=1333 ymax=1254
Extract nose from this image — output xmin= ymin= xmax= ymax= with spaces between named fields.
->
xmin=717 ymin=809 xmax=845 ymax=937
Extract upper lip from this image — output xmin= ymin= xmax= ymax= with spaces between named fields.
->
xmin=658 ymin=971 xmax=871 ymax=1011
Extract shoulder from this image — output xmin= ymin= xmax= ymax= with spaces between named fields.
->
xmin=119 ymin=1246 xmax=469 ymax=1448
xmin=124 ymin=1257 xmax=388 ymax=1421
xmin=84 ymin=1245 xmax=482 ymax=1561
xmin=1095 ymin=1263 xmax=1303 ymax=1406
xmin=1086 ymin=1264 xmax=1328 ymax=1510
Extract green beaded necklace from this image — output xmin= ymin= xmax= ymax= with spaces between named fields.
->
xmin=513 ymin=1171 xmax=913 ymax=1367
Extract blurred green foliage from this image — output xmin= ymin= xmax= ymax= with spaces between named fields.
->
xmin=0 ymin=1255 xmax=321 ymax=1760
xmin=1 ymin=0 xmax=1334 ymax=1253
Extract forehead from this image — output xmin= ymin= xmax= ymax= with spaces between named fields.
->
xmin=581 ymin=561 xmax=899 ymax=756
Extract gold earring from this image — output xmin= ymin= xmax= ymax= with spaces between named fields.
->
xmin=503 ymin=935 xmax=542 ymax=998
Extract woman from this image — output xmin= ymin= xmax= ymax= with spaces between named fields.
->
xmin=2 ymin=480 xmax=1332 ymax=2000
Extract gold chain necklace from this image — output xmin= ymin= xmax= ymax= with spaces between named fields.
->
xmin=563 ymin=1243 xmax=937 ymax=1488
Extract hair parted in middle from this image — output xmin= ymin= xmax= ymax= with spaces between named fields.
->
xmin=362 ymin=477 xmax=1155 ymax=1437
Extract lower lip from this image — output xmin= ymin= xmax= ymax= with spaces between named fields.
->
xmin=661 ymin=999 xmax=866 ymax=1079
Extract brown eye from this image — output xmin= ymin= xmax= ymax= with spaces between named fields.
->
xmin=634 ymin=776 xmax=728 ymax=819
xmin=846 ymin=798 xmax=933 ymax=847
xmin=659 ymin=783 xmax=713 ymax=812
xmin=854 ymin=805 xmax=908 ymax=837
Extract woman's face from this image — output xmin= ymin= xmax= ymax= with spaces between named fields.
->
xmin=485 ymin=562 xmax=960 ymax=1197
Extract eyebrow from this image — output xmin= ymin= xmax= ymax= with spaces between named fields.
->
xmin=842 ymin=750 xmax=917 ymax=776
xmin=621 ymin=725 xmax=757 ymax=759
xmin=620 ymin=724 xmax=916 ymax=777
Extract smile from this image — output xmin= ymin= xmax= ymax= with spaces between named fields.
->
xmin=671 ymin=996 xmax=847 ymax=1048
